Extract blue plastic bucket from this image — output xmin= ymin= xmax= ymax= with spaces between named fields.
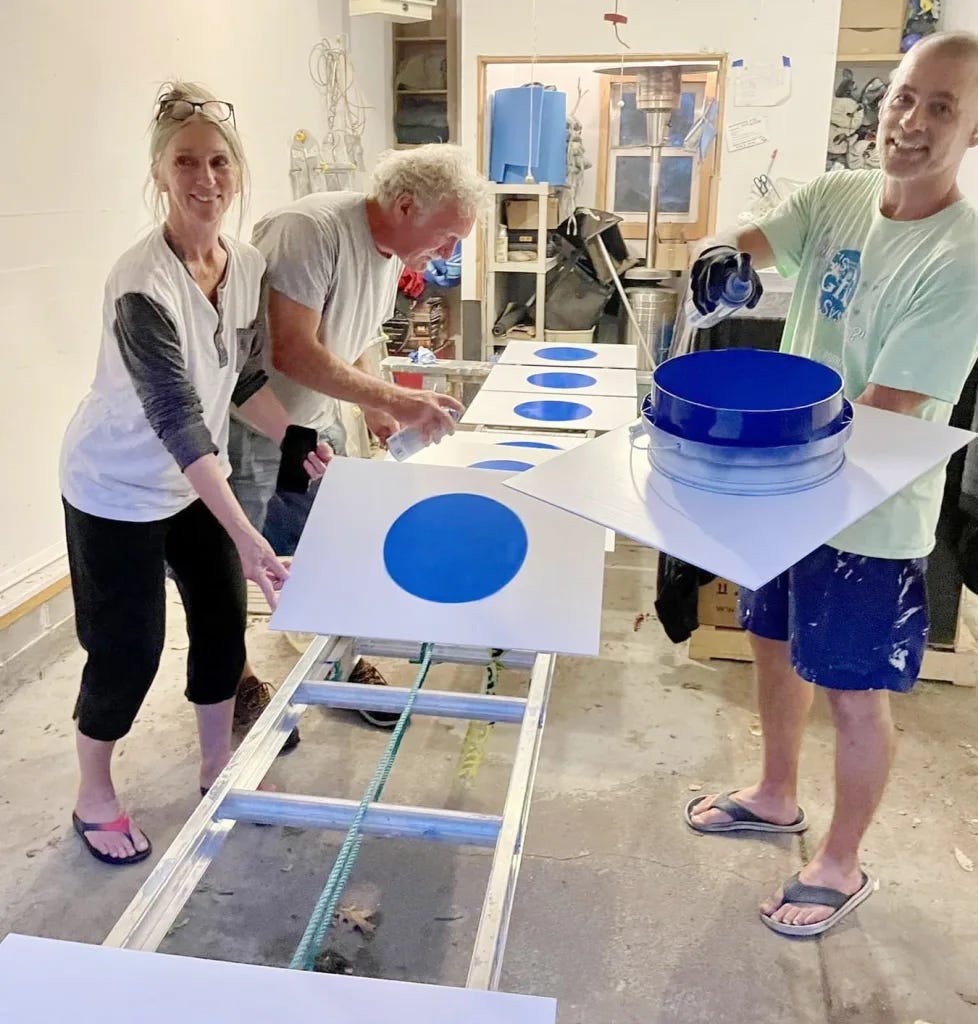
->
xmin=649 ymin=349 xmax=844 ymax=448
xmin=489 ymin=86 xmax=568 ymax=185
xmin=640 ymin=395 xmax=853 ymax=495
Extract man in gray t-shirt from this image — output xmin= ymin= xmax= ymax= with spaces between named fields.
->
xmin=228 ymin=144 xmax=487 ymax=733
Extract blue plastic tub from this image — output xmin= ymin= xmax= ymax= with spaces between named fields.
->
xmin=649 ymin=349 xmax=845 ymax=448
xmin=639 ymin=349 xmax=852 ymax=495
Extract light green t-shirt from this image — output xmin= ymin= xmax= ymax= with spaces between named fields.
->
xmin=755 ymin=169 xmax=978 ymax=559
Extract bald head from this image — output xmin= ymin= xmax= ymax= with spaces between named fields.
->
xmin=879 ymin=31 xmax=978 ymax=190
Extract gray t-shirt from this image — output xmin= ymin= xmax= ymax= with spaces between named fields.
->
xmin=250 ymin=191 xmax=402 ymax=432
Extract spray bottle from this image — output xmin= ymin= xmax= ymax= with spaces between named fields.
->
xmin=684 ymin=266 xmax=755 ymax=331
xmin=387 ymin=409 xmax=461 ymax=462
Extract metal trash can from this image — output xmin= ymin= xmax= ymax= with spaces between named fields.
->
xmin=620 ymin=285 xmax=678 ymax=368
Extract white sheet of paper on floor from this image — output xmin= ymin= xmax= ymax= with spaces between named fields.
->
xmin=497 ymin=341 xmax=638 ymax=369
xmin=483 ymin=364 xmax=638 ymax=397
xmin=0 ymin=935 xmax=557 ymax=1024
xmin=462 ymin=391 xmax=637 ymax=433
xmin=503 ymin=406 xmax=974 ymax=591
xmin=400 ymin=435 xmax=616 ymax=552
xmin=270 ymin=458 xmax=606 ymax=656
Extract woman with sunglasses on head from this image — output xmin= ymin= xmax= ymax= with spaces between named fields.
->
xmin=59 ymin=82 xmax=332 ymax=865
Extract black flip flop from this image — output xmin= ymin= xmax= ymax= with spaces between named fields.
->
xmin=761 ymin=871 xmax=875 ymax=936
xmin=72 ymin=811 xmax=152 ymax=866
xmin=684 ymin=792 xmax=808 ymax=834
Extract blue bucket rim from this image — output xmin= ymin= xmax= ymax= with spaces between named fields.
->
xmin=651 ymin=350 xmax=844 ymax=417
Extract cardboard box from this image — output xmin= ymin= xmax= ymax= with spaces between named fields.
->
xmin=840 ymin=0 xmax=906 ymax=29
xmin=838 ymin=26 xmax=903 ymax=54
xmin=697 ymin=578 xmax=741 ymax=630
xmin=504 ymin=198 xmax=559 ymax=230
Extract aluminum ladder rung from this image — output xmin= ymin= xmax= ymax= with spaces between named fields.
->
xmin=218 ymin=790 xmax=500 ymax=846
xmin=354 ymin=638 xmax=537 ymax=670
xmin=295 ymin=681 xmax=527 ymax=723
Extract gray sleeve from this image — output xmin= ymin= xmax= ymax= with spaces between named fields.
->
xmin=231 ymin=323 xmax=268 ymax=407
xmin=253 ymin=211 xmax=336 ymax=312
xmin=114 ymin=292 xmax=218 ymax=471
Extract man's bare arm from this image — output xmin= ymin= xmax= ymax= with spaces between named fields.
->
xmin=267 ymin=288 xmax=461 ymax=440
xmin=268 ymin=289 xmax=400 ymax=409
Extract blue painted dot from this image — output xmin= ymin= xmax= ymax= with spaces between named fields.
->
xmin=497 ymin=441 xmax=561 ymax=450
xmin=469 ymin=459 xmax=534 ymax=472
xmin=514 ymin=400 xmax=592 ymax=422
xmin=383 ymin=493 xmax=528 ymax=604
xmin=535 ymin=345 xmax=598 ymax=362
xmin=526 ymin=371 xmax=597 ymax=389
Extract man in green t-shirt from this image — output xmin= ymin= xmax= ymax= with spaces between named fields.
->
xmin=684 ymin=32 xmax=978 ymax=937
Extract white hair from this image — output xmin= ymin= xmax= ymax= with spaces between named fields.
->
xmin=369 ymin=144 xmax=489 ymax=220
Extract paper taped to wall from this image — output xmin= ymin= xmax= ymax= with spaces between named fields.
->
xmin=726 ymin=116 xmax=770 ymax=152
xmin=732 ymin=56 xmax=792 ymax=107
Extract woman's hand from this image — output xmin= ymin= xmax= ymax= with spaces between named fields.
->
xmin=303 ymin=440 xmax=333 ymax=481
xmin=232 ymin=525 xmax=290 ymax=609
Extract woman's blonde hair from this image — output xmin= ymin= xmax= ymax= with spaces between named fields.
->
xmin=146 ymin=80 xmax=250 ymax=232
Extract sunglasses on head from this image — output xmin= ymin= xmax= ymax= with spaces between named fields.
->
xmin=157 ymin=98 xmax=236 ymax=129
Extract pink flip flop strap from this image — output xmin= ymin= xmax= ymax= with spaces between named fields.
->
xmin=79 ymin=813 xmax=133 ymax=834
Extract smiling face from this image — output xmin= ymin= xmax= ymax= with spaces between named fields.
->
xmin=879 ymin=42 xmax=978 ymax=186
xmin=153 ymin=118 xmax=239 ymax=233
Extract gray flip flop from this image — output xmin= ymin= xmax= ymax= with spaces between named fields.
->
xmin=761 ymin=871 xmax=876 ymax=937
xmin=684 ymin=792 xmax=808 ymax=834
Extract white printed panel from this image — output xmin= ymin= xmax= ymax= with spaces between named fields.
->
xmin=497 ymin=341 xmax=638 ymax=369
xmin=0 ymin=935 xmax=557 ymax=1024
xmin=461 ymin=391 xmax=637 ymax=433
xmin=483 ymin=364 xmax=638 ymax=397
xmin=505 ymin=406 xmax=975 ymax=591
xmin=271 ymin=458 xmax=606 ymax=656
xmin=401 ymin=436 xmax=616 ymax=552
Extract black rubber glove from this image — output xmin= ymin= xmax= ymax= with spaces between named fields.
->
xmin=690 ymin=244 xmax=763 ymax=317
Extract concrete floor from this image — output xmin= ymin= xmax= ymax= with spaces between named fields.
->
xmin=2 ymin=541 xmax=978 ymax=1023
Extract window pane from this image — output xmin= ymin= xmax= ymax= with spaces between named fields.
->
xmin=613 ymin=154 xmax=651 ymax=212
xmin=666 ymin=92 xmax=697 ymax=147
xmin=659 ymin=155 xmax=694 ymax=214
xmin=617 ymin=88 xmax=649 ymax=146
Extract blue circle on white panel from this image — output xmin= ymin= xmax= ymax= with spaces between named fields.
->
xmin=497 ymin=440 xmax=561 ymax=450
xmin=469 ymin=459 xmax=534 ymax=472
xmin=535 ymin=345 xmax=598 ymax=362
xmin=526 ymin=371 xmax=597 ymax=390
xmin=514 ymin=400 xmax=592 ymax=422
xmin=383 ymin=493 xmax=528 ymax=603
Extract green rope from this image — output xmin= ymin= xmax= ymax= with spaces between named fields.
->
xmin=289 ymin=642 xmax=435 ymax=972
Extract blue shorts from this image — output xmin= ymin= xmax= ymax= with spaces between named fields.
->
xmin=738 ymin=545 xmax=929 ymax=693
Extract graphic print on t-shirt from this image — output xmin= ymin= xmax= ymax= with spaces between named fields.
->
xmin=819 ymin=248 xmax=862 ymax=322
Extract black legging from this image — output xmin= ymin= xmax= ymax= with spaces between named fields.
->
xmin=63 ymin=497 xmax=246 ymax=742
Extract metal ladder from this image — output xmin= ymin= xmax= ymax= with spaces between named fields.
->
xmin=103 ymin=632 xmax=557 ymax=992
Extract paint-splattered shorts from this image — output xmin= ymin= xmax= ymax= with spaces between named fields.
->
xmin=738 ymin=545 xmax=929 ymax=693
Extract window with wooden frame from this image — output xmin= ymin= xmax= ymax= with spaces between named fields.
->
xmin=596 ymin=68 xmax=720 ymax=241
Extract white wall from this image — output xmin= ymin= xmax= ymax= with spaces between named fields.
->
xmin=0 ymin=0 xmax=393 ymax=594
xmin=461 ymin=0 xmax=844 ymax=299
xmin=942 ymin=0 xmax=978 ymax=203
